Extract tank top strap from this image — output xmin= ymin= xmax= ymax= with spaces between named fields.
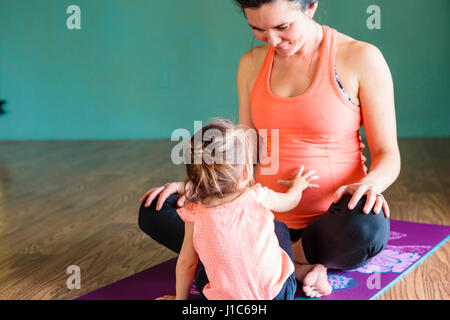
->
xmin=321 ymin=25 xmax=337 ymax=83
xmin=314 ymin=24 xmax=336 ymax=86
xmin=250 ymin=44 xmax=275 ymax=97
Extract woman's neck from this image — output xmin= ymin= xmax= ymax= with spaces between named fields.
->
xmin=294 ymin=22 xmax=323 ymax=57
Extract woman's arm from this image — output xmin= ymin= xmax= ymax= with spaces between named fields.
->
xmin=333 ymin=43 xmax=401 ymax=217
xmin=175 ymin=221 xmax=199 ymax=300
xmin=237 ymin=50 xmax=257 ymax=130
xmin=237 ymin=49 xmax=266 ymax=166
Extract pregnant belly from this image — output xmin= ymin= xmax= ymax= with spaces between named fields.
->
xmin=254 ymin=157 xmax=367 ymax=229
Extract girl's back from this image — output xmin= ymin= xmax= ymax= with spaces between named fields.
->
xmin=177 ymin=183 xmax=294 ymax=300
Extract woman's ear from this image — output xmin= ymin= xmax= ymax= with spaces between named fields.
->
xmin=306 ymin=0 xmax=318 ymax=19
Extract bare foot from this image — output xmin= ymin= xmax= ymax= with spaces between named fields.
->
xmin=296 ymin=264 xmax=332 ymax=298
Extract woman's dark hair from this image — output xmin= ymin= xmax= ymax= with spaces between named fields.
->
xmin=234 ymin=0 xmax=318 ymax=13
xmin=233 ymin=0 xmax=323 ymax=55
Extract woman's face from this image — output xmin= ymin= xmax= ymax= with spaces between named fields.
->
xmin=244 ymin=0 xmax=314 ymax=56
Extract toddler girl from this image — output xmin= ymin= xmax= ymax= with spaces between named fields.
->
xmin=156 ymin=118 xmax=319 ymax=300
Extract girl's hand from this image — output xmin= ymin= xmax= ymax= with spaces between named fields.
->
xmin=140 ymin=181 xmax=194 ymax=210
xmin=333 ymin=183 xmax=390 ymax=218
xmin=278 ymin=166 xmax=320 ymax=191
xmin=155 ymin=295 xmax=176 ymax=300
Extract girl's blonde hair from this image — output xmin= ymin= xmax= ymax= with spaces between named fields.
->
xmin=183 ymin=118 xmax=257 ymax=203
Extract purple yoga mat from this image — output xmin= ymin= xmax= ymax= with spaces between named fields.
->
xmin=76 ymin=220 xmax=449 ymax=300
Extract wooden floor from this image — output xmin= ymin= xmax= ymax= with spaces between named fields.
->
xmin=0 ymin=138 xmax=448 ymax=300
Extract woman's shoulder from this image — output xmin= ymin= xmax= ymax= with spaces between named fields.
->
xmin=238 ymin=44 xmax=269 ymax=77
xmin=335 ymin=31 xmax=387 ymax=78
xmin=241 ymin=43 xmax=269 ymax=60
xmin=237 ymin=44 xmax=269 ymax=96
xmin=336 ymin=31 xmax=385 ymax=67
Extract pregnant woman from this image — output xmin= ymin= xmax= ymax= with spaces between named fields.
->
xmin=139 ymin=0 xmax=400 ymax=298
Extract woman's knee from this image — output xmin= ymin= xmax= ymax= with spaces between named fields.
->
xmin=345 ymin=195 xmax=390 ymax=246
xmin=324 ymin=195 xmax=389 ymax=243
xmin=138 ymin=193 xmax=179 ymax=229
xmin=301 ymin=195 xmax=390 ymax=269
xmin=137 ymin=193 xmax=185 ymax=253
xmin=138 ymin=200 xmax=155 ymax=236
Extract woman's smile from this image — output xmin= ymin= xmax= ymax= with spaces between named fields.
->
xmin=276 ymin=43 xmax=289 ymax=51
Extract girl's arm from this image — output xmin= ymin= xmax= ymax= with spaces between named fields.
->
xmin=175 ymin=221 xmax=199 ymax=300
xmin=261 ymin=166 xmax=319 ymax=212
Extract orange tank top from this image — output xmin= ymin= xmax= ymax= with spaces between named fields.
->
xmin=250 ymin=24 xmax=368 ymax=229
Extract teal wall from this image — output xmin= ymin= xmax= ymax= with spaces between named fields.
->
xmin=0 ymin=0 xmax=449 ymax=140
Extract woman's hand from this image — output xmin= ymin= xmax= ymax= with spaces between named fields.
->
xmin=333 ymin=183 xmax=390 ymax=218
xmin=140 ymin=181 xmax=193 ymax=211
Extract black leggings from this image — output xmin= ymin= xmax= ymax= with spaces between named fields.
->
xmin=138 ymin=193 xmax=390 ymax=271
